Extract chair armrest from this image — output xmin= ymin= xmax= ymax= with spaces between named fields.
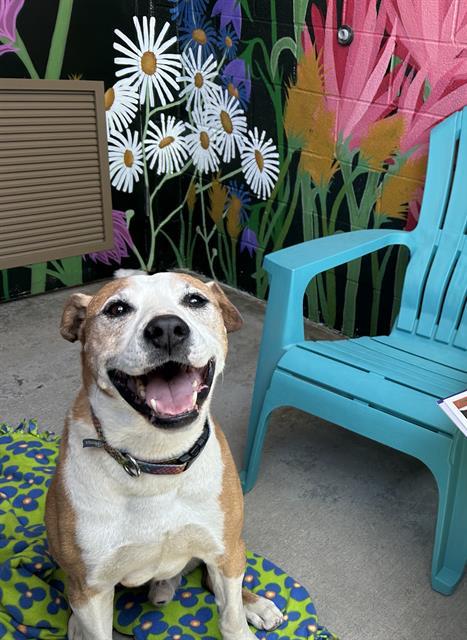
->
xmin=264 ymin=229 xmax=412 ymax=280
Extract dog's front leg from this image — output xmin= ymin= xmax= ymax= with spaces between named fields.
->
xmin=67 ymin=583 xmax=114 ymax=640
xmin=207 ymin=563 xmax=255 ymax=640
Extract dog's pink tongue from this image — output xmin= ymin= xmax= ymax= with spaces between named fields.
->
xmin=145 ymin=370 xmax=198 ymax=416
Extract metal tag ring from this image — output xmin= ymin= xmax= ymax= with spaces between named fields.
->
xmin=122 ymin=453 xmax=141 ymax=478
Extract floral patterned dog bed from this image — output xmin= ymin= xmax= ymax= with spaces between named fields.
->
xmin=0 ymin=421 xmax=337 ymax=639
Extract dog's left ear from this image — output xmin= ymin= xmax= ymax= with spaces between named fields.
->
xmin=60 ymin=293 xmax=92 ymax=342
xmin=207 ymin=282 xmax=243 ymax=332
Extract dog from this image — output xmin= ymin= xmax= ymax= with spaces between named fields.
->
xmin=45 ymin=272 xmax=284 ymax=640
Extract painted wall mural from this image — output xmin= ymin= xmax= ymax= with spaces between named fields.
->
xmin=2 ymin=0 xmax=467 ymax=338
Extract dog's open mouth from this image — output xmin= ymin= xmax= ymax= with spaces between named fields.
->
xmin=108 ymin=359 xmax=215 ymax=427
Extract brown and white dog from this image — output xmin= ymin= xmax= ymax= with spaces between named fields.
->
xmin=45 ymin=272 xmax=283 ymax=640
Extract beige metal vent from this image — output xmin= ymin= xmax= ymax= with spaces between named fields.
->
xmin=0 ymin=79 xmax=113 ymax=270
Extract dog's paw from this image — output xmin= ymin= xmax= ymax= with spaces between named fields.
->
xmin=244 ymin=595 xmax=284 ymax=631
xmin=148 ymin=575 xmax=181 ymax=606
xmin=68 ymin=614 xmax=86 ymax=640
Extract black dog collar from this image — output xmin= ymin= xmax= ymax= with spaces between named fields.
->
xmin=83 ymin=410 xmax=210 ymax=478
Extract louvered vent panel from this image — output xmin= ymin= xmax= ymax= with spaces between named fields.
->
xmin=0 ymin=79 xmax=113 ymax=269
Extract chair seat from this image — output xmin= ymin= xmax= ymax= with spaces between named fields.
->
xmin=276 ymin=335 xmax=467 ymax=436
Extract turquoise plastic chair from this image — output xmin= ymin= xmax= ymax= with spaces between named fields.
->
xmin=242 ymin=107 xmax=467 ymax=595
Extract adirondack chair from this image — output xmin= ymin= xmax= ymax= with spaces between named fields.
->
xmin=242 ymin=107 xmax=467 ymax=595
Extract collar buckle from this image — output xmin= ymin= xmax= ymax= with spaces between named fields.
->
xmin=121 ymin=453 xmax=141 ymax=478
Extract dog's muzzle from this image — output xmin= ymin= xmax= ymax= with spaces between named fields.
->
xmin=108 ymin=358 xmax=215 ymax=428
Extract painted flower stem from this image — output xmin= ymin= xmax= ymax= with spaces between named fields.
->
xmin=230 ymin=237 xmax=238 ymax=288
xmin=216 ymin=232 xmax=230 ymax=282
xmin=301 ymin=174 xmax=320 ymax=322
xmin=160 ymin=228 xmax=184 ymax=267
xmin=370 ymin=246 xmax=393 ymax=334
xmin=1 ymin=269 xmax=10 ymax=301
xmin=0 ymin=32 xmax=39 ymax=78
xmin=342 ymin=171 xmax=380 ymax=335
xmin=273 ymin=169 xmax=302 ymax=250
xmin=130 ymin=242 xmax=147 ymax=272
xmin=195 ymin=168 xmax=243 ymax=194
xmin=45 ymin=0 xmax=74 ymax=79
xmin=147 ymin=97 xmax=185 ymax=123
xmin=198 ymin=175 xmax=216 ymax=279
xmin=391 ymin=246 xmax=410 ymax=327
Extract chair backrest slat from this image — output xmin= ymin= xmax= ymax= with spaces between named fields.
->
xmin=454 ymin=300 xmax=467 ymax=349
xmin=395 ymin=107 xmax=467 ymax=349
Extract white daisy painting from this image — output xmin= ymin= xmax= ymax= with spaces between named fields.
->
xmin=105 ymin=14 xmax=280 ymax=287
xmin=104 ymin=80 xmax=139 ymax=134
xmin=205 ymin=90 xmax=247 ymax=163
xmin=179 ymin=47 xmax=219 ymax=112
xmin=185 ymin=108 xmax=221 ymax=174
xmin=114 ymin=16 xmax=182 ymax=107
xmin=145 ymin=114 xmax=189 ymax=175
xmin=241 ymin=127 xmax=280 ymax=200
xmin=108 ymin=129 xmax=144 ymax=193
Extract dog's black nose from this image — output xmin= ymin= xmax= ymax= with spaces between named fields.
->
xmin=144 ymin=315 xmax=190 ymax=353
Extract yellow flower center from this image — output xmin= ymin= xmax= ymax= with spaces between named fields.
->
xmin=200 ymin=131 xmax=210 ymax=150
xmin=17 ymin=625 xmax=27 ymax=634
xmin=26 ymin=591 xmax=33 ymax=598
xmin=225 ymin=35 xmax=233 ymax=48
xmin=190 ymin=620 xmax=201 ymax=628
xmin=192 ymin=28 xmax=207 ymax=45
xmin=265 ymin=590 xmax=275 ymax=599
xmin=23 ymin=497 xmax=32 ymax=505
xmin=104 ymin=87 xmax=115 ymax=110
xmin=227 ymin=82 xmax=239 ymax=99
xmin=255 ymin=149 xmax=264 ymax=172
xmin=124 ymin=149 xmax=134 ymax=167
xmin=142 ymin=621 xmax=152 ymax=630
xmin=124 ymin=601 xmax=134 ymax=610
xmin=220 ymin=110 xmax=233 ymax=134
xmin=159 ymin=136 xmax=175 ymax=149
xmin=194 ymin=72 xmax=204 ymax=88
xmin=141 ymin=51 xmax=157 ymax=75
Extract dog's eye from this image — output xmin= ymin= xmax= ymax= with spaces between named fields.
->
xmin=183 ymin=293 xmax=208 ymax=309
xmin=103 ymin=301 xmax=133 ymax=318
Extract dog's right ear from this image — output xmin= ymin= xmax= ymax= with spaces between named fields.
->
xmin=60 ymin=293 xmax=92 ymax=342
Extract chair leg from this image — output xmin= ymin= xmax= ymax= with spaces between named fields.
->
xmin=431 ymin=436 xmax=467 ymax=595
xmin=241 ymin=402 xmax=274 ymax=494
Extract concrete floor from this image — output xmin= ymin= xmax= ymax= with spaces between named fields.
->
xmin=1 ymin=279 xmax=466 ymax=640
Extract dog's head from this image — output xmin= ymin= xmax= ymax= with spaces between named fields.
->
xmin=60 ymin=272 xmax=242 ymax=430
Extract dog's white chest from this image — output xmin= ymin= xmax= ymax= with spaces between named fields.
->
xmin=65 ymin=426 xmax=225 ymax=587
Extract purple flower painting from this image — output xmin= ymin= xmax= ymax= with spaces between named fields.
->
xmin=87 ymin=210 xmax=134 ymax=266
xmin=211 ymin=0 xmax=242 ymax=37
xmin=0 ymin=0 xmax=25 ymax=55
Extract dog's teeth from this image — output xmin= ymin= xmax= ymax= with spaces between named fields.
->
xmin=136 ymin=378 xmax=146 ymax=399
xmin=150 ymin=398 xmax=158 ymax=413
xmin=192 ymin=380 xmax=198 ymax=389
xmin=192 ymin=391 xmax=197 ymax=406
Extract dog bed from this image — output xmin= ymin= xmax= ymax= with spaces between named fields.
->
xmin=0 ymin=421 xmax=337 ymax=639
